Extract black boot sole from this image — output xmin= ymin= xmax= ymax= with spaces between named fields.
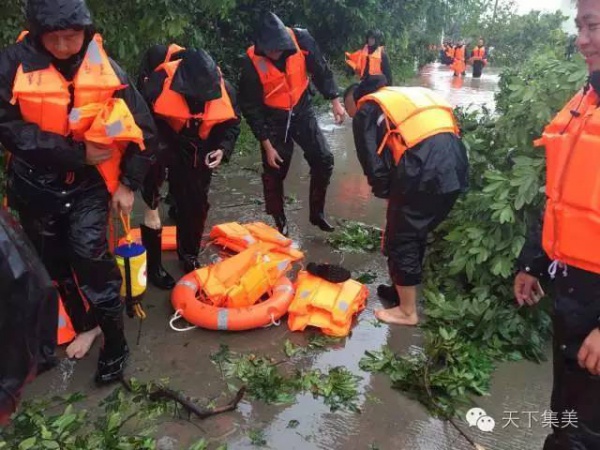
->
xmin=307 ymin=263 xmax=351 ymax=283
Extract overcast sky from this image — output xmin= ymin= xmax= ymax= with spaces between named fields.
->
xmin=517 ymin=0 xmax=562 ymax=14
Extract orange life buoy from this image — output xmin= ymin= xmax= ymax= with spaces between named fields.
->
xmin=170 ymin=274 xmax=294 ymax=331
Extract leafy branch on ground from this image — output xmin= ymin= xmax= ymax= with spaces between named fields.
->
xmin=0 ymin=379 xmax=228 ymax=449
xmin=211 ymin=344 xmax=361 ymax=413
xmin=360 ymin=52 xmax=587 ymax=419
xmin=327 ymin=221 xmax=381 ymax=253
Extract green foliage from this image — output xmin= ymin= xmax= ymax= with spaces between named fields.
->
xmin=485 ymin=11 xmax=570 ymax=66
xmin=248 ymin=429 xmax=267 ymax=447
xmin=283 ymin=335 xmax=343 ymax=357
xmin=327 ymin=221 xmax=381 ymax=252
xmin=361 ymin=52 xmax=586 ymax=418
xmin=211 ymin=344 xmax=362 ymax=412
xmin=355 ymin=271 xmax=377 ymax=284
xmin=442 ymin=0 xmax=570 ymax=67
xmin=0 ymin=380 xmax=202 ymax=449
xmin=0 ymin=0 xmax=490 ymax=82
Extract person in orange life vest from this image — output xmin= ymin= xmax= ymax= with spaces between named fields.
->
xmin=470 ymin=38 xmax=487 ymax=79
xmin=443 ymin=41 xmax=455 ymax=65
xmin=7 ymin=29 xmax=102 ymax=362
xmin=343 ymin=76 xmax=468 ymax=326
xmin=346 ymin=29 xmax=393 ymax=85
xmin=0 ymin=209 xmax=58 ymax=424
xmin=140 ymin=49 xmax=241 ymax=273
xmin=133 ymin=44 xmax=185 ymax=289
xmin=514 ymin=1 xmax=600 ymax=447
xmin=0 ymin=0 xmax=157 ymax=384
xmin=239 ymin=12 xmax=346 ymax=237
xmin=452 ymin=40 xmax=467 ymax=77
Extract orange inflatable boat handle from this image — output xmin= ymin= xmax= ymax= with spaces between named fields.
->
xmin=170 ymin=275 xmax=294 ymax=331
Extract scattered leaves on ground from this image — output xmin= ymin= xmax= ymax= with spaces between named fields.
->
xmin=327 ymin=221 xmax=381 ymax=253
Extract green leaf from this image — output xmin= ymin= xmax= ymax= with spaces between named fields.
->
xmin=18 ymin=438 xmax=37 ymax=450
xmin=41 ymin=441 xmax=60 ymax=449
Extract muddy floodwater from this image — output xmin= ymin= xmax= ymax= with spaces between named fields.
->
xmin=25 ymin=63 xmax=552 ymax=450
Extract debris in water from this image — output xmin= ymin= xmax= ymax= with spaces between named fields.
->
xmin=248 ymin=428 xmax=267 ymax=447
xmin=327 ymin=221 xmax=381 ymax=252
xmin=355 ymin=271 xmax=377 ymax=284
xmin=287 ymin=419 xmax=300 ymax=429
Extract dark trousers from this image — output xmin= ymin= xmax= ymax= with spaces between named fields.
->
xmin=13 ymin=185 xmax=126 ymax=358
xmin=261 ymin=108 xmax=334 ymax=217
xmin=543 ymin=268 xmax=600 ymax=450
xmin=167 ymin=146 xmax=212 ymax=261
xmin=384 ymin=191 xmax=459 ymax=286
xmin=472 ymin=60 xmax=484 ymax=78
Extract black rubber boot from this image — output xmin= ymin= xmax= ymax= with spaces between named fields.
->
xmin=95 ymin=344 xmax=130 ymax=385
xmin=140 ymin=224 xmax=175 ymax=290
xmin=309 ymin=176 xmax=334 ymax=232
xmin=273 ymin=214 xmax=289 ymax=237
xmin=307 ymin=262 xmax=351 ymax=283
xmin=310 ymin=213 xmax=335 ymax=232
xmin=94 ymin=311 xmax=129 ymax=385
xmin=377 ymin=284 xmax=400 ymax=308
xmin=182 ymin=255 xmax=201 ymax=274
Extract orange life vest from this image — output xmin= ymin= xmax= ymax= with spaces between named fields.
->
xmin=11 ymin=34 xmax=134 ymax=193
xmin=446 ymin=46 xmax=455 ymax=58
xmin=451 ymin=46 xmax=466 ymax=74
xmin=472 ymin=46 xmax=486 ymax=61
xmin=357 ymin=86 xmax=459 ymax=165
xmin=534 ymin=87 xmax=600 ymax=274
xmin=287 ymin=270 xmax=368 ymax=337
xmin=209 ymin=221 xmax=304 ymax=262
xmin=246 ymin=28 xmax=310 ymax=111
xmin=194 ymin=242 xmax=293 ymax=308
xmin=16 ymin=30 xmax=29 ymax=43
xmin=164 ymin=43 xmax=185 ymax=64
xmin=57 ymin=295 xmax=76 ymax=346
xmin=153 ymin=59 xmax=236 ymax=140
xmin=345 ymin=45 xmax=384 ymax=78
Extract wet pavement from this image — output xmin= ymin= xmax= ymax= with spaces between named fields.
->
xmin=25 ymin=63 xmax=551 ymax=450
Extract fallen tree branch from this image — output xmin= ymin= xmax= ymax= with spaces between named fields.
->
xmin=121 ymin=379 xmax=246 ymax=420
xmin=423 ymin=360 xmax=486 ymax=450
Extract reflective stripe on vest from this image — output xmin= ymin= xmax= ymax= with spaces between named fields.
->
xmin=534 ymin=88 xmax=600 ymax=274
xmin=11 ymin=34 xmax=130 ymax=193
xmin=153 ymin=59 xmax=236 ymax=140
xmin=247 ymin=28 xmax=310 ymax=111
xmin=357 ymin=86 xmax=459 ymax=164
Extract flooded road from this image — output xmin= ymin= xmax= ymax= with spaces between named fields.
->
xmin=25 ymin=63 xmax=550 ymax=450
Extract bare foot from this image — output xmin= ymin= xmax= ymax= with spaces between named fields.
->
xmin=375 ymin=306 xmax=419 ymax=326
xmin=66 ymin=327 xmax=102 ymax=359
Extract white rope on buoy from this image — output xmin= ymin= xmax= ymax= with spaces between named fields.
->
xmin=169 ymin=309 xmax=197 ymax=332
xmin=262 ymin=313 xmax=281 ymax=328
